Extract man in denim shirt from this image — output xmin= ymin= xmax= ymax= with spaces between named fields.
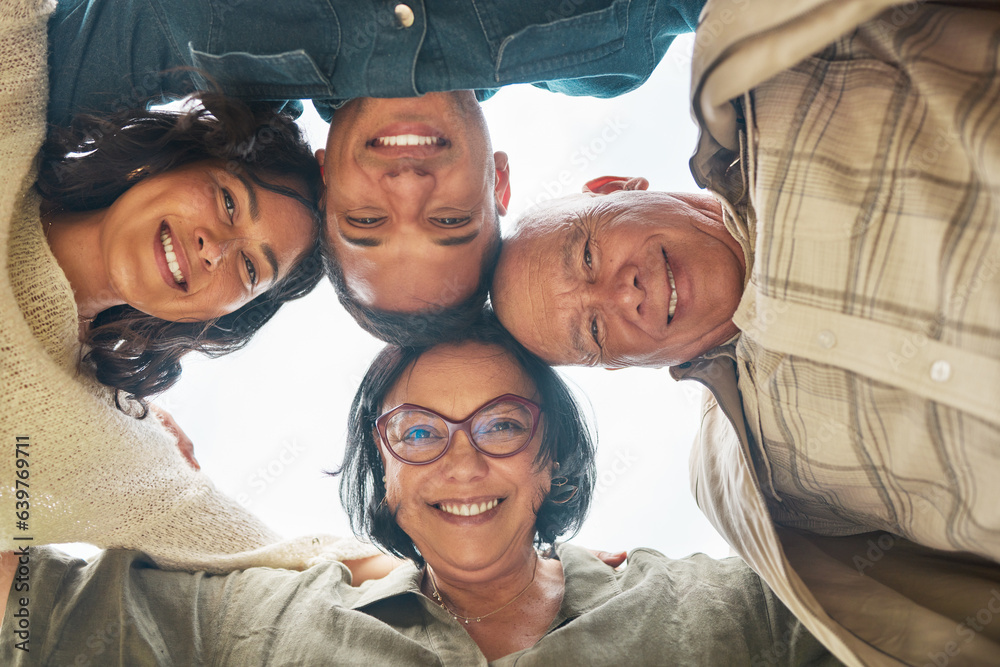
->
xmin=315 ymin=91 xmax=512 ymax=341
xmin=48 ymin=0 xmax=702 ymax=124
xmin=47 ymin=0 xmax=701 ymax=341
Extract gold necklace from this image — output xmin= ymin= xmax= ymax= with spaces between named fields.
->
xmin=426 ymin=557 xmax=538 ymax=624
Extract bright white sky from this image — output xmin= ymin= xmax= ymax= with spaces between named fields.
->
xmin=62 ymin=34 xmax=731 ymax=562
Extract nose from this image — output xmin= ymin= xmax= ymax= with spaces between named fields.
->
xmin=380 ymin=164 xmax=435 ymax=212
xmin=440 ymin=429 xmax=489 ymax=482
xmin=382 ymin=160 xmax=431 ymax=180
xmin=594 ymin=264 xmax=643 ymax=317
xmin=196 ymin=228 xmax=235 ymax=272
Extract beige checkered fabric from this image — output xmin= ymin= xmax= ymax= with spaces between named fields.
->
xmin=732 ymin=5 xmax=1000 ymax=563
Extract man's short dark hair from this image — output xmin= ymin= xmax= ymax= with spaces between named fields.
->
xmin=335 ymin=314 xmax=597 ymax=565
xmin=323 ymin=212 xmax=502 ymax=346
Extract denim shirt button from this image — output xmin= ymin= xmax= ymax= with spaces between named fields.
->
xmin=394 ymin=4 xmax=415 ymax=28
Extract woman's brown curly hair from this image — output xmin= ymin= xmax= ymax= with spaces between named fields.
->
xmin=36 ymin=93 xmax=324 ymax=415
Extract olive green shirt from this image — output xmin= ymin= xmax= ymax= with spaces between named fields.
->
xmin=2 ymin=543 xmax=838 ymax=665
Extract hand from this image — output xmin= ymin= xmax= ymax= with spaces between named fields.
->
xmin=1 ymin=551 xmax=18 ymax=626
xmin=149 ymin=404 xmax=199 ymax=470
xmin=343 ymin=554 xmax=404 ymax=585
xmin=582 ymin=176 xmax=649 ymax=194
xmin=587 ymin=549 xmax=627 ymax=569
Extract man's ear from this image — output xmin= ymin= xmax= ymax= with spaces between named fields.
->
xmin=494 ymin=150 xmax=511 ymax=216
xmin=583 ymin=176 xmax=650 ymax=195
xmin=315 ymin=149 xmax=327 ymax=184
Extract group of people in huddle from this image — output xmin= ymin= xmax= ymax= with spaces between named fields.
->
xmin=2 ymin=0 xmax=999 ymax=664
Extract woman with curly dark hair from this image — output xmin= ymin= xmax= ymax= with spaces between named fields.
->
xmin=0 ymin=2 xmax=367 ymax=573
xmin=36 ymin=92 xmax=324 ymax=413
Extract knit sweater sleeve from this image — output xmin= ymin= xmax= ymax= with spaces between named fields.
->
xmin=0 ymin=0 xmax=379 ymax=573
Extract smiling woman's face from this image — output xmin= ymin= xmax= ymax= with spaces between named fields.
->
xmin=99 ymin=160 xmax=316 ymax=321
xmin=379 ymin=341 xmax=552 ymax=579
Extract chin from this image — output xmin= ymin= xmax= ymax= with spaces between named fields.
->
xmin=424 ymin=542 xmax=502 ymax=571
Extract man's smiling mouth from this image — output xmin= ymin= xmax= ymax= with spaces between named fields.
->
xmin=664 ymin=250 xmax=677 ymax=323
xmin=370 ymin=134 xmax=446 ymax=147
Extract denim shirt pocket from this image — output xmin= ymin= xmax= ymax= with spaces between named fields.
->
xmin=492 ymin=0 xmax=630 ymax=82
xmin=188 ymin=48 xmax=336 ymax=100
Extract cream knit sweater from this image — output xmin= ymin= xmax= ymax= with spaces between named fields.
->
xmin=0 ymin=0 xmax=376 ymax=572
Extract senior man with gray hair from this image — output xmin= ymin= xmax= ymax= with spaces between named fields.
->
xmin=492 ymin=1 xmax=1000 ymax=665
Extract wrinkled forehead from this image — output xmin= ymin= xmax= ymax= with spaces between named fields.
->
xmin=511 ymin=193 xmax=598 ymax=238
xmin=493 ymin=250 xmax=585 ymax=366
xmin=513 ymin=189 xmax=682 ymax=239
xmin=384 ymin=341 xmax=537 ymax=410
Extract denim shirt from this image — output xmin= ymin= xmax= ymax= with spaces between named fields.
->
xmin=47 ymin=0 xmax=703 ymax=125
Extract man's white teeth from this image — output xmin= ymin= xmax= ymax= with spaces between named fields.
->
xmin=666 ymin=257 xmax=678 ymax=321
xmin=160 ymin=227 xmax=184 ymax=285
xmin=439 ymin=499 xmax=499 ymax=516
xmin=374 ymin=134 xmax=441 ymax=147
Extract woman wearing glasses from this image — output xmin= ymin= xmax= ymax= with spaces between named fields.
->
xmin=332 ymin=318 xmax=832 ymax=664
xmin=0 ymin=316 xmax=834 ymax=663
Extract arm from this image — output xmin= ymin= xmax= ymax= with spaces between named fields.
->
xmin=1 ymin=0 xmax=362 ymax=575
xmin=588 ymin=549 xmax=627 ymax=569
xmin=343 ymin=554 xmax=403 ymax=585
xmin=0 ymin=552 xmax=15 ymax=627
xmin=0 ymin=547 xmax=324 ymax=663
xmin=0 ymin=546 xmax=373 ymax=664
xmin=148 ymin=404 xmax=199 ymax=470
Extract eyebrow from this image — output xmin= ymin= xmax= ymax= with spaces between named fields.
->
xmin=435 ymin=228 xmax=481 ymax=246
xmin=560 ymin=224 xmax=582 ymax=281
xmin=339 ymin=231 xmax=382 ymax=247
xmin=338 ymin=226 xmax=481 ymax=247
xmin=232 ymin=172 xmax=261 ymax=222
xmin=261 ymin=243 xmax=280 ymax=283
xmin=231 ymin=172 xmax=279 ymax=281
xmin=559 ymin=223 xmax=596 ymax=361
xmin=570 ymin=322 xmax=589 ymax=359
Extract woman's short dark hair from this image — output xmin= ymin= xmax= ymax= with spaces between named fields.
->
xmin=337 ymin=314 xmax=596 ymax=565
xmin=36 ymin=93 xmax=324 ymax=415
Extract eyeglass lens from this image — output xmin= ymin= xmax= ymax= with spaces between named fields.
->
xmin=384 ymin=400 xmax=535 ymax=463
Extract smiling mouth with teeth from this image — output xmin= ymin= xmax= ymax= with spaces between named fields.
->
xmin=664 ymin=251 xmax=677 ymax=323
xmin=370 ymin=134 xmax=446 ymax=147
xmin=160 ymin=223 xmax=187 ymax=289
xmin=436 ymin=498 xmax=501 ymax=517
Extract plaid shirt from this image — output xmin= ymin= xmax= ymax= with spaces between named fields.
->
xmin=733 ymin=3 xmax=1000 ymax=563
xmin=680 ymin=2 xmax=1000 ymax=664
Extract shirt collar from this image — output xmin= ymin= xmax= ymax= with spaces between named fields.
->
xmin=347 ymin=543 xmax=624 ymax=623
xmin=669 ymin=339 xmax=739 ymax=382
xmin=348 ymin=560 xmax=424 ymax=610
